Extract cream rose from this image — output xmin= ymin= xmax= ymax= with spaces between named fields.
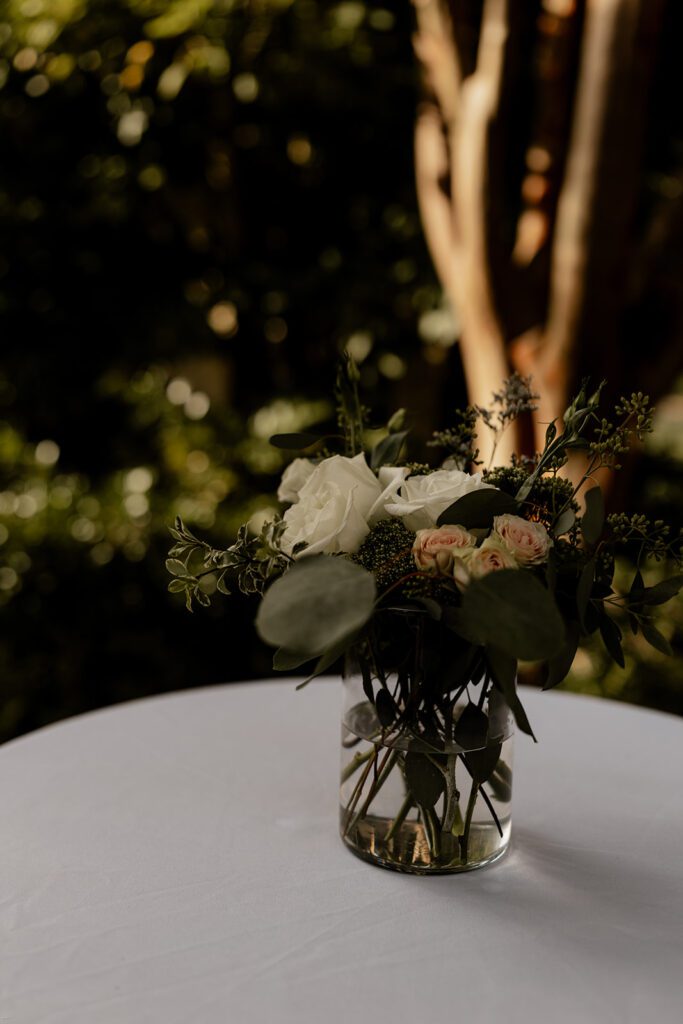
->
xmin=493 ymin=514 xmax=551 ymax=566
xmin=280 ymin=454 xmax=404 ymax=557
xmin=385 ymin=469 xmax=494 ymax=531
xmin=453 ymin=536 xmax=518 ymax=589
xmin=412 ymin=525 xmax=477 ymax=574
xmin=277 ymin=458 xmax=316 ymax=505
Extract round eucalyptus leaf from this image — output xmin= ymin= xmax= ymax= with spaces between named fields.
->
xmin=437 ymin=489 xmax=519 ymax=529
xmin=255 ymin=556 xmax=376 ymax=657
xmin=460 ymin=569 xmax=565 ymax=661
xmin=404 ymin=751 xmax=445 ymax=808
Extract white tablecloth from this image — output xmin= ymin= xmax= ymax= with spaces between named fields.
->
xmin=2 ymin=681 xmax=682 ymax=1024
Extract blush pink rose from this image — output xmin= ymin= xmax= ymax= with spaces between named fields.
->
xmin=412 ymin=524 xmax=477 ymax=574
xmin=453 ymin=537 xmax=518 ymax=590
xmin=493 ymin=514 xmax=551 ymax=566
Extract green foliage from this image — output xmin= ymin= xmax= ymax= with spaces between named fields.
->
xmin=428 ymin=374 xmax=539 ymax=470
xmin=255 ymin=554 xmax=377 ymax=658
xmin=437 ymin=488 xmax=519 ymax=529
xmin=167 ymin=514 xmax=290 ymax=608
xmin=456 ymin=570 xmax=565 ymax=662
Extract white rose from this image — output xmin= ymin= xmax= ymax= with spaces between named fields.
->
xmin=277 ymin=458 xmax=316 ymax=505
xmin=281 ymin=453 xmax=398 ymax=557
xmin=384 ymin=469 xmax=494 ymax=531
xmin=493 ymin=514 xmax=551 ymax=566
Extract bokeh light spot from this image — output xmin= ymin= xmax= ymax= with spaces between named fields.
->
xmin=264 ymin=317 xmax=287 ymax=343
xmin=207 ymin=301 xmax=238 ymax=336
xmin=25 ymin=74 xmax=49 ymax=97
xmin=287 ymin=135 xmax=313 ymax=166
xmin=346 ymin=331 xmax=373 ymax=363
xmin=138 ymin=164 xmax=166 ymax=191
xmin=166 ymin=378 xmax=192 ymax=405
xmin=233 ymin=73 xmax=259 ymax=102
xmin=14 ymin=48 xmax=37 ymax=72
xmin=378 ymin=353 xmax=407 ymax=380
xmin=0 ymin=567 xmax=18 ymax=591
xmin=187 ymin=450 xmax=210 ymax=473
xmin=124 ymin=493 xmax=149 ymax=518
xmin=125 ymin=467 xmax=153 ymax=493
xmin=185 ymin=392 xmax=211 ymax=420
xmin=35 ymin=439 xmax=60 ymax=466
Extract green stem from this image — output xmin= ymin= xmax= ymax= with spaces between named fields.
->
xmin=343 ymin=744 xmax=380 ymax=829
xmin=441 ymin=754 xmax=460 ymax=832
xmin=347 ymin=748 xmax=399 ymax=835
xmin=385 ymin=792 xmax=414 ymax=842
xmin=459 ymin=772 xmax=480 ymax=865
xmin=421 ymin=805 xmax=441 ymax=860
xmin=341 ymin=747 xmax=374 ymax=784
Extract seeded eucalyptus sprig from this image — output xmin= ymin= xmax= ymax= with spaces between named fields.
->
xmin=429 ymin=374 xmax=539 ymax=470
xmin=335 ymin=352 xmax=369 ymax=458
xmin=166 ymin=516 xmax=291 ymax=610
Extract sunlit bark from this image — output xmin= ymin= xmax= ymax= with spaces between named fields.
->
xmin=413 ymin=0 xmax=677 ymax=470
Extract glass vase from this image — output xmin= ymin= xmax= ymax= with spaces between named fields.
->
xmin=339 ymin=637 xmax=514 ymax=874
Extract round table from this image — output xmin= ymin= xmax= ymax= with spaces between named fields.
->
xmin=2 ymin=681 xmax=682 ymax=1024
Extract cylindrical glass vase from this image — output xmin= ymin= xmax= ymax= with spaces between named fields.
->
xmin=339 ymin=649 xmax=514 ymax=874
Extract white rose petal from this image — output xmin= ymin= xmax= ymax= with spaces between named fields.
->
xmin=385 ymin=469 xmax=494 ymax=531
xmin=281 ymin=453 xmax=382 ymax=557
xmin=277 ymin=458 xmax=316 ymax=505
xmin=367 ymin=465 xmax=409 ymax=523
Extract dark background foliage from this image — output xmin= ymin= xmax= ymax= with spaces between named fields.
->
xmin=0 ymin=0 xmax=681 ymax=742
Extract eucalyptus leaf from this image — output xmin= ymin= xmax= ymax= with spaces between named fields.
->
xmin=454 ymin=703 xmax=489 ymax=751
xmin=295 ymin=632 xmax=358 ymax=690
xmin=269 ymin=432 xmax=324 ymax=450
xmin=599 ymin=612 xmax=625 ymax=668
xmin=414 ymin=597 xmax=443 ymax=621
xmin=640 ymin=621 xmax=673 ymax=657
xmin=581 ymin=486 xmax=604 ymax=546
xmin=442 ymin=605 xmax=486 ymax=646
xmin=639 ymin=574 xmax=683 ymax=606
xmin=361 ymin=658 xmax=374 ymax=704
xmin=370 ymin=430 xmax=409 ymax=470
xmin=404 ymin=751 xmax=445 ymax=808
xmin=553 ymin=508 xmax=575 ymax=538
xmin=629 ymin=569 xmax=644 ymax=601
xmin=487 ymin=686 xmax=510 ymax=740
xmin=438 ymin=643 xmax=478 ymax=694
xmin=256 ymin=556 xmax=376 ymax=656
xmin=485 ymin=644 xmax=535 ymax=739
xmin=577 ymin=559 xmax=595 ymax=629
xmin=167 ymin=579 xmax=186 ymax=593
xmin=437 ymin=488 xmax=519 ymax=529
xmin=464 ymin=742 xmax=503 ymax=784
xmin=488 ymin=761 xmax=513 ymax=803
xmin=375 ymin=688 xmax=399 ymax=728
xmin=459 ymin=570 xmax=565 ymax=661
xmin=273 ymin=648 xmax=313 ymax=671
xmin=544 ymin=620 xmax=580 ymax=689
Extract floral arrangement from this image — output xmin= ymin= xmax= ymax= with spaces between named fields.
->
xmin=167 ymin=358 xmax=682 ymax=870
